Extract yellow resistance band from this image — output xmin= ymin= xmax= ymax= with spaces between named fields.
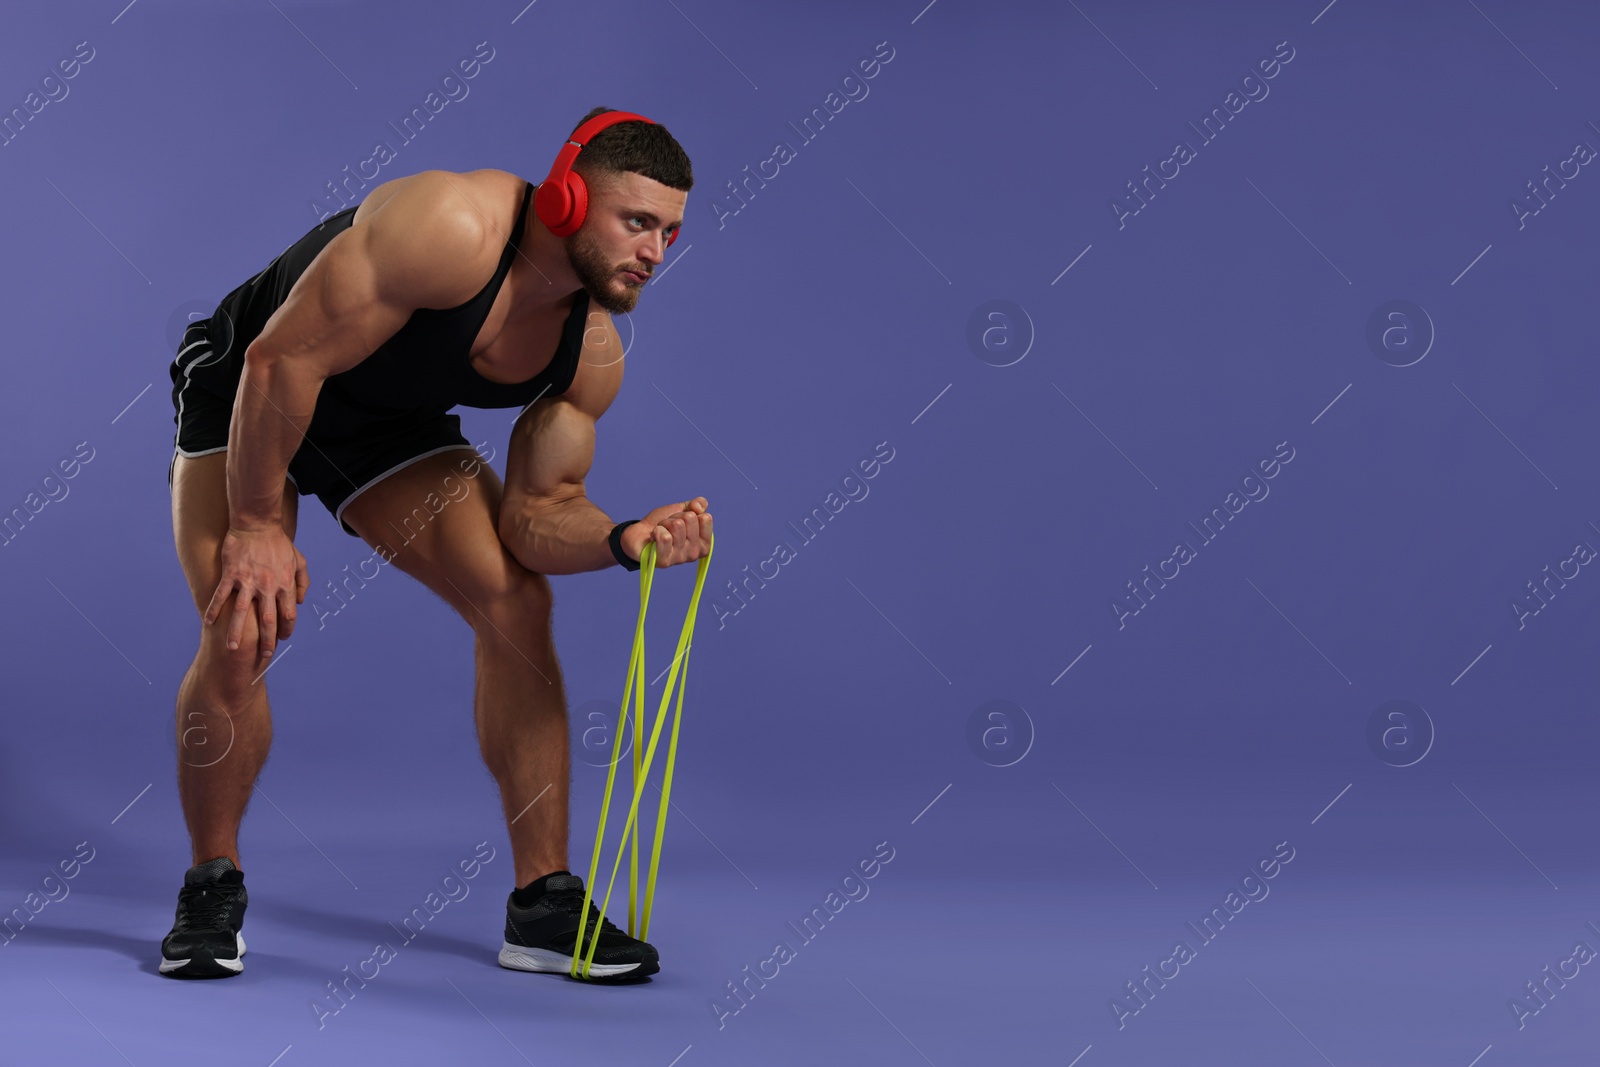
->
xmin=571 ymin=533 xmax=714 ymax=979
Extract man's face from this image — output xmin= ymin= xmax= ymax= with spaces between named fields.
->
xmin=562 ymin=171 xmax=687 ymax=315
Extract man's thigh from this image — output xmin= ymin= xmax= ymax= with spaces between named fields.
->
xmin=170 ymin=450 xmax=300 ymax=622
xmin=337 ymin=449 xmax=542 ymax=624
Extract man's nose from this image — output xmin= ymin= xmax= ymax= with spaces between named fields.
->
xmin=638 ymin=235 xmax=666 ymax=265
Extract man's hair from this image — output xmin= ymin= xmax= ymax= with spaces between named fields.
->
xmin=568 ymin=106 xmax=693 ymax=193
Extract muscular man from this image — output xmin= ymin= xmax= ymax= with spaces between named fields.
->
xmin=161 ymin=108 xmax=711 ymax=981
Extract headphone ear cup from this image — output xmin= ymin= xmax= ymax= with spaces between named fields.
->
xmin=665 ymin=226 xmax=678 ymax=248
xmin=536 ymin=171 xmax=589 ymax=236
xmin=559 ymin=170 xmax=589 ymax=237
xmin=534 ymin=178 xmax=573 ymax=234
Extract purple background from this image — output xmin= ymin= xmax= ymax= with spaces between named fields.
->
xmin=3 ymin=0 xmax=1599 ymax=1063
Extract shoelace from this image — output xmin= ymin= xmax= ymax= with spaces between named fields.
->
xmin=541 ymin=887 xmax=625 ymax=938
xmin=175 ymin=885 xmax=238 ymax=931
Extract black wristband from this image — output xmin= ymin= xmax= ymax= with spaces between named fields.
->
xmin=609 ymin=520 xmax=641 ymax=571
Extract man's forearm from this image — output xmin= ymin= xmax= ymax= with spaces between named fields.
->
xmin=228 ymin=349 xmax=321 ymax=530
xmin=503 ymin=495 xmax=623 ymax=575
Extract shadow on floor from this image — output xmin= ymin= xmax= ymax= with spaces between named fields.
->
xmin=261 ymin=900 xmax=499 ymax=968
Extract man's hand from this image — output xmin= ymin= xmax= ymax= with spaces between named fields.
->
xmin=623 ymin=497 xmax=712 ymax=568
xmin=205 ymin=526 xmax=311 ymax=659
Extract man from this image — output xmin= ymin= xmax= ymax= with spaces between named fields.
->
xmin=162 ymin=107 xmax=712 ymax=981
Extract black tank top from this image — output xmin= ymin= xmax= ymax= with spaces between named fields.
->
xmin=189 ymin=180 xmax=588 ymax=430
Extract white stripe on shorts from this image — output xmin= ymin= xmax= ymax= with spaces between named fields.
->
xmin=333 ymin=444 xmax=479 ymax=531
xmin=169 ymin=445 xmax=300 ymax=490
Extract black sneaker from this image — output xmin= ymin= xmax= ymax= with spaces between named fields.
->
xmin=499 ymin=871 xmax=659 ymax=981
xmin=159 ymin=857 xmax=248 ymax=978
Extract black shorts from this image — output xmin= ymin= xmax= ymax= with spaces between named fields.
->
xmin=168 ymin=321 xmax=480 ymax=538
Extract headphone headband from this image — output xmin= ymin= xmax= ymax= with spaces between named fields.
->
xmin=567 ymin=110 xmax=657 ymax=148
xmin=535 ymin=109 xmax=675 ymax=244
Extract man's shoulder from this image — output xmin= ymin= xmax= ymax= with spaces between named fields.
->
xmin=358 ymin=168 xmax=528 ymax=240
xmin=392 ymin=166 xmax=526 ymax=215
xmin=419 ymin=166 xmax=531 ymax=198
xmin=354 ymin=169 xmax=531 ymax=306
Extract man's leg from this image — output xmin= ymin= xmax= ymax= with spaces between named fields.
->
xmin=341 ymin=445 xmax=659 ymax=979
xmin=170 ymin=450 xmax=300 ymax=867
xmin=471 ymin=591 xmax=572 ymax=888
xmin=338 ymin=448 xmax=569 ymax=887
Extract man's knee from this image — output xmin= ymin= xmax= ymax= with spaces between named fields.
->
xmin=195 ymin=602 xmax=276 ymax=687
xmin=470 ymin=562 xmax=553 ymax=635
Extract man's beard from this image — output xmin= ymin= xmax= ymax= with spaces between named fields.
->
xmin=565 ymin=228 xmax=645 ymax=315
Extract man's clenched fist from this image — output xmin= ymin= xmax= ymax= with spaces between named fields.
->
xmin=623 ymin=497 xmax=713 ymax=568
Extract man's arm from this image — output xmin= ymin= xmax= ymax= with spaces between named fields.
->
xmin=498 ymin=313 xmax=628 ymax=575
xmin=228 ymin=171 xmax=500 ymax=529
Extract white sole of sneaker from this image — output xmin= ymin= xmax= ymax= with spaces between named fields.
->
xmin=159 ymin=932 xmax=245 ymax=976
xmin=497 ymin=940 xmax=644 ymax=978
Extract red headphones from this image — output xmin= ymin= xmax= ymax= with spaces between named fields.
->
xmin=534 ymin=110 xmax=678 ymax=246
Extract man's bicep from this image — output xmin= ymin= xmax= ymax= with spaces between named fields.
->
xmin=252 ymin=228 xmax=409 ymax=378
xmin=500 ymin=308 xmax=625 ymax=508
xmin=504 ymin=399 xmax=598 ymax=506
